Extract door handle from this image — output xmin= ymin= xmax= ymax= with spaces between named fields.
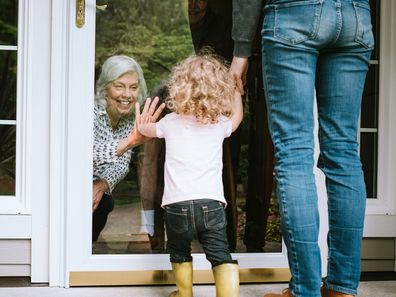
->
xmin=96 ymin=3 xmax=108 ymax=11
xmin=76 ymin=0 xmax=85 ymax=28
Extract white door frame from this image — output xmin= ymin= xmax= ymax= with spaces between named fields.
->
xmin=363 ymin=0 xmax=396 ymax=238
xmin=50 ymin=0 xmax=291 ymax=287
xmin=0 ymin=0 xmax=52 ymax=282
xmin=47 ymin=0 xmax=396 ymax=287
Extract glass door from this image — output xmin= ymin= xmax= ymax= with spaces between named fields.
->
xmin=363 ymin=0 xmax=396 ymax=234
xmin=64 ymin=0 xmax=338 ymax=287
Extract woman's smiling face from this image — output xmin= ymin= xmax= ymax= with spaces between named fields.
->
xmin=106 ymin=72 xmax=140 ymax=119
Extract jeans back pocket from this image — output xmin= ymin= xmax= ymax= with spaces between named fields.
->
xmin=202 ymin=203 xmax=226 ymax=230
xmin=273 ymin=0 xmax=323 ymax=45
xmin=353 ymin=1 xmax=375 ymax=49
xmin=166 ymin=207 xmax=189 ymax=234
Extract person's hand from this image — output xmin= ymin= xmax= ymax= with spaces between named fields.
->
xmin=92 ymin=179 xmax=108 ymax=212
xmin=126 ymin=97 xmax=165 ymax=148
xmin=135 ymin=101 xmax=152 ymax=134
xmin=142 ymin=96 xmax=166 ymax=123
xmin=117 ymin=97 xmax=165 ymax=156
xmin=137 ymin=97 xmax=165 ymax=129
xmin=230 ymin=57 xmax=249 ymax=95
xmin=130 ymin=97 xmax=165 ymax=143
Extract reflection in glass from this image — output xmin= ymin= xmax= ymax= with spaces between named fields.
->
xmin=0 ymin=49 xmax=17 ymax=196
xmin=95 ymin=0 xmax=193 ymax=91
xmin=93 ymin=0 xmax=194 ymax=254
xmin=359 ymin=0 xmax=379 ymax=199
xmin=0 ymin=0 xmax=18 ymax=45
xmin=360 ymin=63 xmax=379 ymax=199
xmin=92 ymin=0 xmax=282 ymax=255
xmin=360 ymin=133 xmax=378 ymax=199
xmin=188 ymin=0 xmax=233 ymax=61
xmin=369 ymin=0 xmax=380 ymax=60
xmin=361 ymin=66 xmax=378 ymax=129
xmin=0 ymin=124 xmax=16 ymax=196
xmin=0 ymin=51 xmax=17 ymax=120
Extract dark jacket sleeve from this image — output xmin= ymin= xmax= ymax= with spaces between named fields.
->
xmin=232 ymin=0 xmax=264 ymax=58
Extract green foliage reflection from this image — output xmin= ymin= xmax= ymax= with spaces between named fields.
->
xmin=0 ymin=0 xmax=18 ymax=45
xmin=95 ymin=0 xmax=194 ymax=92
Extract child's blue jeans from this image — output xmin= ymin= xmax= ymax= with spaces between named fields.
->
xmin=165 ymin=199 xmax=234 ymax=267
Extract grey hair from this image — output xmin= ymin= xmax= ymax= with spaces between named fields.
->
xmin=95 ymin=55 xmax=147 ymax=108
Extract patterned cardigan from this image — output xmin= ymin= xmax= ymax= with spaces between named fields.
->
xmin=92 ymin=104 xmax=133 ymax=193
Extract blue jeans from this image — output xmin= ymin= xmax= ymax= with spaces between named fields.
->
xmin=165 ymin=199 xmax=234 ymax=267
xmin=261 ymin=0 xmax=373 ymax=296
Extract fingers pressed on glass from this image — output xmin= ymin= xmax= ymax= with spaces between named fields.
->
xmin=152 ymin=103 xmax=166 ymax=121
xmin=135 ymin=102 xmax=141 ymax=118
xmin=148 ymin=96 xmax=160 ymax=116
xmin=142 ymin=97 xmax=151 ymax=115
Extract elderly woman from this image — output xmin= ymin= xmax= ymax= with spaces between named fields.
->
xmin=92 ymin=55 xmax=164 ymax=241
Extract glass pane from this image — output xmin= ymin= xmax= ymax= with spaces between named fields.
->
xmin=0 ymin=50 xmax=17 ymax=120
xmin=369 ymin=0 xmax=380 ymax=60
xmin=95 ymin=0 xmax=194 ymax=91
xmin=92 ymin=0 xmax=282 ymax=255
xmin=361 ymin=65 xmax=378 ymax=129
xmin=189 ymin=0 xmax=233 ymax=61
xmin=93 ymin=0 xmax=194 ymax=254
xmin=0 ymin=0 xmax=18 ymax=45
xmin=360 ymin=132 xmax=377 ymax=199
xmin=0 ymin=124 xmax=16 ymax=196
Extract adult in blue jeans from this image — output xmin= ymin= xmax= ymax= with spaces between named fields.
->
xmin=230 ymin=0 xmax=374 ymax=296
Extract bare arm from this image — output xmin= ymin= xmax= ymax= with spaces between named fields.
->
xmin=231 ymin=90 xmax=243 ymax=132
xmin=116 ymin=97 xmax=165 ymax=156
xmin=230 ymin=57 xmax=249 ymax=95
xmin=137 ymin=122 xmax=157 ymax=138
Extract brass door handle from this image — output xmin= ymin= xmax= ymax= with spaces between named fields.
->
xmin=96 ymin=4 xmax=108 ymax=11
xmin=76 ymin=0 xmax=85 ymax=28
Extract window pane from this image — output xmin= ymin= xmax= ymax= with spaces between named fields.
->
xmin=95 ymin=0 xmax=194 ymax=91
xmin=0 ymin=50 xmax=17 ymax=120
xmin=360 ymin=132 xmax=377 ymax=198
xmin=361 ymin=65 xmax=378 ymax=129
xmin=369 ymin=0 xmax=380 ymax=60
xmin=93 ymin=0 xmax=194 ymax=255
xmin=0 ymin=124 xmax=16 ymax=196
xmin=0 ymin=0 xmax=18 ymax=45
xmin=92 ymin=0 xmax=282 ymax=255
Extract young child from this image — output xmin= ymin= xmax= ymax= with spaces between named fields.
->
xmin=136 ymin=53 xmax=243 ymax=297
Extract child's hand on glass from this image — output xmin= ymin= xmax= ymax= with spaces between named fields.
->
xmin=134 ymin=98 xmax=160 ymax=138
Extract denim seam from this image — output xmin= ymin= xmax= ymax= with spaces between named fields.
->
xmin=273 ymin=0 xmax=322 ymax=9
xmin=330 ymin=1 xmax=343 ymax=46
xmin=277 ymin=177 xmax=301 ymax=296
xmin=211 ymin=259 xmax=238 ymax=268
xmin=170 ymin=259 xmax=193 ymax=264
xmin=352 ymin=1 xmax=375 ymax=49
xmin=273 ymin=0 xmax=324 ymax=45
xmin=261 ymin=42 xmax=302 ymax=294
xmin=202 ymin=206 xmax=226 ymax=229
xmin=190 ymin=204 xmax=197 ymax=236
xmin=325 ymin=283 xmax=357 ymax=296
xmin=261 ymin=49 xmax=276 ymax=144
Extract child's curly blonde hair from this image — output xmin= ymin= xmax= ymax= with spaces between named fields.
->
xmin=166 ymin=53 xmax=235 ymax=124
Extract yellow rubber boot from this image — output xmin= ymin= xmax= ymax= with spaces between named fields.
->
xmin=212 ymin=263 xmax=240 ymax=297
xmin=168 ymin=262 xmax=193 ymax=297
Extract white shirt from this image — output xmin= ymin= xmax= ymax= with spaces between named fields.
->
xmin=156 ymin=112 xmax=232 ymax=207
